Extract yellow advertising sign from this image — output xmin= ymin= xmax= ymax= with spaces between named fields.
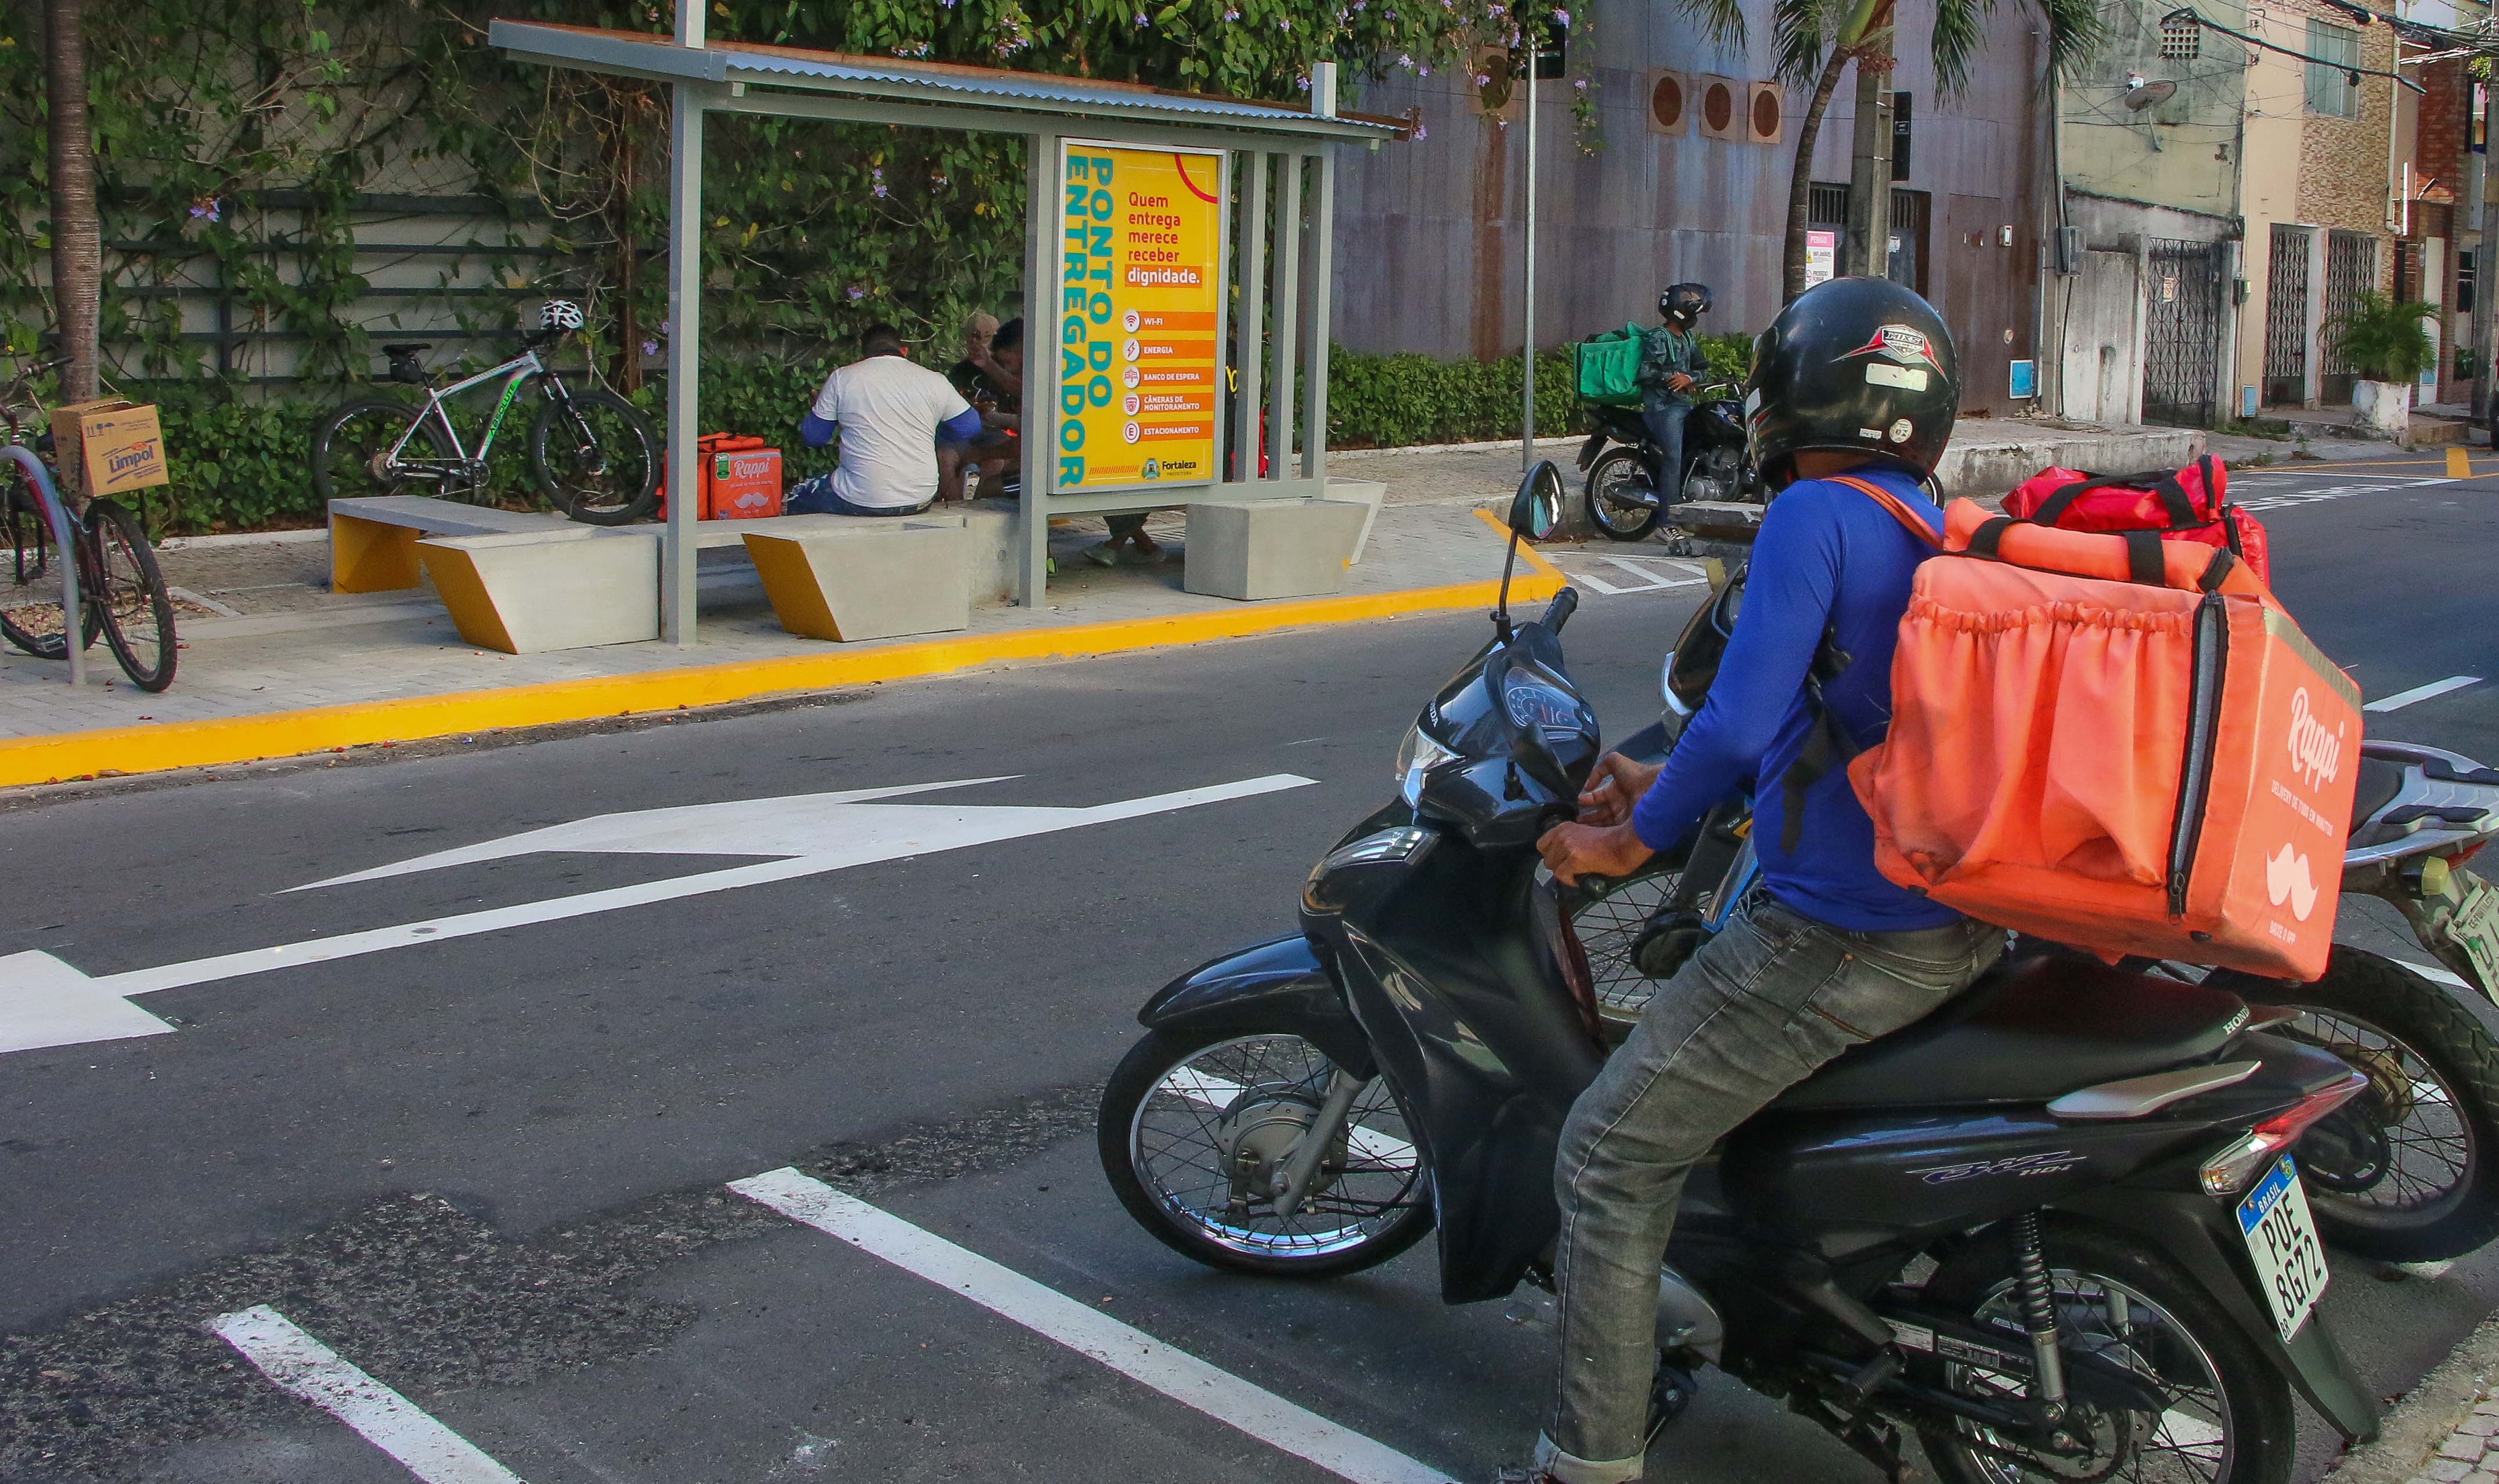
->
xmin=1054 ymin=140 xmax=1225 ymax=493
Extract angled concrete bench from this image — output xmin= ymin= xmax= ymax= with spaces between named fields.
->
xmin=328 ymin=496 xmax=575 ymax=594
xmin=741 ymin=513 xmax=971 ymax=641
xmin=1184 ymin=489 xmax=1379 ymax=601
xmin=417 ymin=527 xmax=660 ymax=653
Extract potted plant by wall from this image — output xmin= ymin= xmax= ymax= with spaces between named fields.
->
xmin=2327 ymin=290 xmax=2437 ymax=442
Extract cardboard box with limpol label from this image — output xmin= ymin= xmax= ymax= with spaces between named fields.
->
xmin=49 ymin=400 xmax=170 ymax=501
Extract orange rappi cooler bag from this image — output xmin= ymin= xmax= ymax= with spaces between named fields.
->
xmin=1837 ymin=478 xmax=2362 ymax=980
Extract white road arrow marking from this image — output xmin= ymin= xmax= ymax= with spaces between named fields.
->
xmin=0 ymin=774 xmax=1316 ymax=1057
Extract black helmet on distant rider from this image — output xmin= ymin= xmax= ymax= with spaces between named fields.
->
xmin=1660 ymin=283 xmax=1711 ymax=322
xmin=1743 ymin=275 xmax=1957 ymax=487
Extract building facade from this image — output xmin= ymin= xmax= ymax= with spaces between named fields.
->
xmin=1326 ymin=0 xmax=2052 ymax=412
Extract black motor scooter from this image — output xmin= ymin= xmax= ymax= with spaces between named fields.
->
xmin=1577 ymin=384 xmax=1761 ymax=543
xmin=1099 ymin=465 xmax=2382 ymax=1483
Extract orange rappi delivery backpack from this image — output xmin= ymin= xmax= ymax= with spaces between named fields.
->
xmin=1825 ymin=473 xmax=2362 ymax=981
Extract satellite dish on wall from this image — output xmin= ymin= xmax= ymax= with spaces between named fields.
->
xmin=2123 ymin=79 xmax=2179 ymax=110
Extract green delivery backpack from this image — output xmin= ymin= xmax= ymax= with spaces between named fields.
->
xmin=1574 ymin=323 xmax=1646 ymax=407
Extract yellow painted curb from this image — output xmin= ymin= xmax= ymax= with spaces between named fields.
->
xmin=1 ymin=561 xmax=1565 ymax=789
xmin=2450 ymin=446 xmax=2473 ymax=479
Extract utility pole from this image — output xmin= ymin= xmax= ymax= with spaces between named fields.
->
xmin=2479 ymin=84 xmax=2499 ymax=424
xmin=1845 ymin=41 xmax=1894 ymax=280
xmin=1522 ymin=45 xmax=1538 ymax=472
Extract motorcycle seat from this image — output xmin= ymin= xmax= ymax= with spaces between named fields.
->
xmin=2350 ymin=753 xmax=2407 ymax=826
xmin=1772 ymin=954 xmax=2248 ymax=1111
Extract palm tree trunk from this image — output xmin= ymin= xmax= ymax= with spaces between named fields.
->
xmin=45 ymin=0 xmax=101 ymax=403
xmin=1782 ymin=47 xmax=1852 ymax=303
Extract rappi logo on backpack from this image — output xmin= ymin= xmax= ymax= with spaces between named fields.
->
xmin=2286 ymin=687 xmax=2345 ymax=791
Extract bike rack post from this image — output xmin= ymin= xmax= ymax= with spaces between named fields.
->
xmin=4 ymin=445 xmax=84 ymax=688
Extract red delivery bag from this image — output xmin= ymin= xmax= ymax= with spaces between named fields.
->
xmin=2001 ymin=454 xmax=2270 ymax=586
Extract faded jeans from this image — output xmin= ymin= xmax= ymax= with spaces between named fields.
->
xmin=1535 ymin=894 xmax=2004 ymax=1483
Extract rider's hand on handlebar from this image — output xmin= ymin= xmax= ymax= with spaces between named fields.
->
xmin=1538 ymin=821 xmax=1656 ymax=887
xmin=1577 ymin=752 xmax=1664 ymax=826
xmin=1666 ymin=372 xmax=1696 ymax=394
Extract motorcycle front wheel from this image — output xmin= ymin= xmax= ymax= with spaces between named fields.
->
xmin=2206 ymin=944 xmax=2499 ymax=1263
xmin=1918 ymin=1220 xmax=2295 ymax=1484
xmin=1099 ymin=1026 xmax=1433 ymax=1278
xmin=1584 ymin=447 xmax=1663 ymax=541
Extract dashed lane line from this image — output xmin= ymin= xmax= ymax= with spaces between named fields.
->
xmin=208 ymin=1306 xmax=521 ymax=1484
xmin=730 ymin=1168 xmax=1454 ymax=1484
xmin=2363 ymin=676 xmax=2484 ymax=713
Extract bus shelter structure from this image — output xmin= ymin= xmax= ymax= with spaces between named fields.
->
xmin=489 ymin=16 xmax=1407 ymax=643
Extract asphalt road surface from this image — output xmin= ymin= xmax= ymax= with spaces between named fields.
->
xmin=5 ymin=453 xmax=2497 ymax=1483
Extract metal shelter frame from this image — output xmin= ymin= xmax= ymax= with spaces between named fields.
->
xmin=489 ymin=13 xmax=1404 ymax=642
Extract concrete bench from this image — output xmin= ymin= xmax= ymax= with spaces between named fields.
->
xmin=1184 ymin=495 xmax=1375 ymax=601
xmin=417 ymin=527 xmax=659 ymax=653
xmin=329 ymin=496 xmax=574 ymax=594
xmin=741 ymin=514 xmax=971 ymax=641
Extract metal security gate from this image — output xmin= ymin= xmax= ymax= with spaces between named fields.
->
xmin=2321 ymin=228 xmax=2379 ymax=405
xmin=2264 ymin=224 xmax=2312 ymax=405
xmin=2143 ymin=237 xmax=2225 ymax=425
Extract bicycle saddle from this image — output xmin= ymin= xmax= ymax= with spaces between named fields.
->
xmin=380 ymin=343 xmax=433 ymax=356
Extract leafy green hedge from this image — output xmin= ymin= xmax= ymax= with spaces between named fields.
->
xmin=118 ymin=331 xmax=1758 ymax=534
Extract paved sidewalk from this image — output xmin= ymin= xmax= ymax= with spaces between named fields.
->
xmin=0 ymin=501 xmax=1566 ymax=785
xmin=2332 ymin=1315 xmax=2499 ymax=1484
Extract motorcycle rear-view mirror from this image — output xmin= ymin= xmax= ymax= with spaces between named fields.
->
xmin=1508 ymin=462 xmax=1563 ymax=541
xmin=1492 ymin=461 xmax=1564 ymax=642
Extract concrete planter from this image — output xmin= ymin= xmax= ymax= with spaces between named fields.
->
xmin=2354 ymin=379 xmax=2413 ymax=443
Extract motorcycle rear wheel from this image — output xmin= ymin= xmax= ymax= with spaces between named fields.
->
xmin=1584 ymin=448 xmax=1663 ymax=541
xmin=1099 ymin=1026 xmax=1434 ymax=1278
xmin=2206 ymin=945 xmax=2499 ymax=1263
xmin=1917 ymin=1219 xmax=2295 ymax=1484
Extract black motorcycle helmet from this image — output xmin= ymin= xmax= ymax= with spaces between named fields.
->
xmin=1743 ymin=275 xmax=1958 ymax=486
xmin=1660 ymin=283 xmax=1712 ymax=322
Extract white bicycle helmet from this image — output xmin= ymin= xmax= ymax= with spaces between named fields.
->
xmin=538 ymin=299 xmax=585 ymax=333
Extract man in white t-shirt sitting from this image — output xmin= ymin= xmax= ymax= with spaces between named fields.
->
xmin=789 ymin=324 xmax=985 ymax=516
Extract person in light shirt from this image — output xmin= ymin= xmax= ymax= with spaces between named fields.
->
xmin=789 ymin=323 xmax=984 ymax=516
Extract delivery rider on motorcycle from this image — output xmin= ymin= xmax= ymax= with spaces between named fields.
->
xmin=1501 ymin=277 xmax=2006 ymax=1484
xmin=1636 ymin=284 xmax=1712 ymax=505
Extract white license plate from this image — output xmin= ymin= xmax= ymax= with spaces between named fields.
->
xmin=2237 ymin=1156 xmax=2328 ymax=1342
xmin=2451 ymin=880 xmax=2499 ymax=993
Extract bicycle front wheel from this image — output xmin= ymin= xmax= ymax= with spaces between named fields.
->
xmin=2 ymin=467 xmax=99 ymax=660
xmin=86 ymin=499 xmax=176 ymax=692
xmin=531 ymin=387 xmax=658 ymax=525
xmin=311 ymin=398 xmax=456 ymax=502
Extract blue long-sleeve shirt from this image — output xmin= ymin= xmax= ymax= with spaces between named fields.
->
xmin=1630 ymin=466 xmax=1963 ymax=933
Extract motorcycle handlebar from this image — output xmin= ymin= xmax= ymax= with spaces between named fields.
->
xmin=1541 ymin=587 xmax=1579 ymax=634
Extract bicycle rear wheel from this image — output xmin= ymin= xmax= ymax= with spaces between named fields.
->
xmin=311 ymin=398 xmax=457 ymax=501
xmin=531 ymin=387 xmax=658 ymax=525
xmin=86 ymin=499 xmax=176 ymax=691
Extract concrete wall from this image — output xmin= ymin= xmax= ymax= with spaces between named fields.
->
xmin=1328 ymin=0 xmax=2046 ymax=409
xmin=2061 ymin=247 xmax=2146 ymax=424
xmin=2057 ymin=0 xmax=2248 ymax=219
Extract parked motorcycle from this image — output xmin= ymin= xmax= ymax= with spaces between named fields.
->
xmin=1099 ymin=465 xmax=2381 ymax=1483
xmin=1582 ymin=558 xmax=2499 ymax=1265
xmin=1577 ymin=382 xmax=1762 ymax=543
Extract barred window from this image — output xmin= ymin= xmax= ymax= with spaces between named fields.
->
xmin=2306 ymin=20 xmax=2359 ymax=118
xmin=2160 ymin=14 xmax=2201 ymax=59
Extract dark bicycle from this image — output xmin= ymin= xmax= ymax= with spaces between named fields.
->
xmin=2 ymin=353 xmax=178 ymax=692
xmin=309 ymin=299 xmax=659 ymax=526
